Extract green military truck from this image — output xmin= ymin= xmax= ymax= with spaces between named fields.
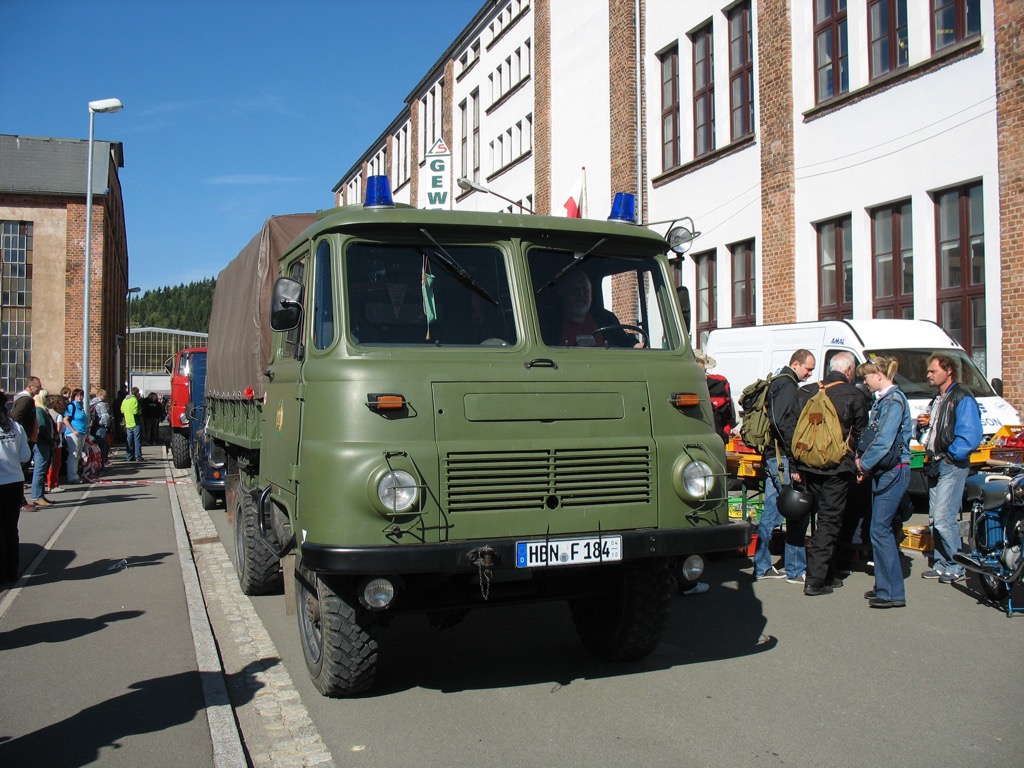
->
xmin=205 ymin=179 xmax=748 ymax=697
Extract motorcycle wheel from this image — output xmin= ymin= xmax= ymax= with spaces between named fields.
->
xmin=976 ymin=572 xmax=1008 ymax=602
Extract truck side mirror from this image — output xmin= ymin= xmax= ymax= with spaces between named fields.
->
xmin=992 ymin=377 xmax=1004 ymax=397
xmin=676 ymin=286 xmax=691 ymax=333
xmin=270 ymin=277 xmax=303 ymax=332
xmin=182 ymin=402 xmax=193 ymax=425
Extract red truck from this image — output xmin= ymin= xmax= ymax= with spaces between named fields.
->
xmin=166 ymin=346 xmax=207 ymax=468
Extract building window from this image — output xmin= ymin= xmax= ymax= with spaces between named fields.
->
xmin=472 ymin=90 xmax=481 ymax=182
xmin=691 ymin=24 xmax=714 ymax=158
xmin=730 ymin=239 xmax=756 ymax=327
xmin=814 ymin=0 xmax=849 ymax=104
xmin=0 ymin=220 xmax=32 ymax=392
xmin=728 ymin=2 xmax=754 ymax=140
xmin=817 ymin=216 xmax=853 ymax=320
xmin=935 ymin=183 xmax=985 ymax=367
xmin=694 ymin=250 xmax=717 ymax=348
xmin=660 ymin=45 xmax=680 ymax=171
xmin=932 ymin=0 xmax=981 ymax=53
xmin=871 ymin=201 xmax=913 ymax=319
xmin=869 ymin=0 xmax=909 ymax=80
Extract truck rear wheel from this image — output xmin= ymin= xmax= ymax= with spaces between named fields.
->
xmin=569 ymin=558 xmax=672 ymax=662
xmin=233 ymin=484 xmax=280 ymax=595
xmin=171 ymin=432 xmax=191 ymax=469
xmin=296 ymin=565 xmax=378 ymax=697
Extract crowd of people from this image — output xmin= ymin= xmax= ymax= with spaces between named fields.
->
xmin=0 ymin=377 xmax=169 ymax=585
xmin=737 ymin=348 xmax=982 ymax=607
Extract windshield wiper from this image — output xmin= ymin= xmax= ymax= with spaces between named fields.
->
xmin=419 ymin=228 xmax=498 ymax=305
xmin=536 ymin=238 xmax=607 ymax=294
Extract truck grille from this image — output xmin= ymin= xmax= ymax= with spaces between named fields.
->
xmin=445 ymin=447 xmax=651 ymax=512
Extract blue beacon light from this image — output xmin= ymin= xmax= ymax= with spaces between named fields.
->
xmin=607 ymin=192 xmax=637 ymax=223
xmin=364 ymin=175 xmax=395 ymax=208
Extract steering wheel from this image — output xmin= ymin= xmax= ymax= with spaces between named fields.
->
xmin=590 ymin=324 xmax=648 ymax=348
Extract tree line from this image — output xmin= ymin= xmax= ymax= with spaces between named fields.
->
xmin=130 ymin=278 xmax=215 ymax=333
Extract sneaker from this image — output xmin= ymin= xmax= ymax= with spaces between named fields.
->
xmin=786 ymin=573 xmax=806 ymax=584
xmin=939 ymin=571 xmax=965 ymax=584
xmin=831 ymin=577 xmax=845 ymax=588
xmin=756 ymin=567 xmax=786 ymax=580
xmin=48 ymin=486 xmax=64 ymax=493
xmin=804 ymin=584 xmax=834 ymax=596
xmin=921 ymin=569 xmax=944 ymax=579
xmin=32 ymin=498 xmax=53 ymax=507
xmin=864 ymin=589 xmax=877 ymax=599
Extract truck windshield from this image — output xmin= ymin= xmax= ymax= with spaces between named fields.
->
xmin=864 ymin=347 xmax=995 ymax=398
xmin=346 ymin=242 xmax=517 ymax=346
xmin=528 ymin=248 xmax=671 ymax=350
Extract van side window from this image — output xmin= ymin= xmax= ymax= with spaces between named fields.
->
xmin=281 ymin=259 xmax=306 ymax=359
xmin=312 ymin=240 xmax=334 ymax=350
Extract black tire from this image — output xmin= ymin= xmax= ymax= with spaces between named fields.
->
xmin=171 ymin=432 xmax=191 ymax=469
xmin=977 ymin=572 xmax=1009 ymax=602
xmin=570 ymin=558 xmax=673 ymax=662
xmin=233 ymin=482 xmax=280 ymax=595
xmin=201 ymin=487 xmax=220 ymax=511
xmin=296 ymin=565 xmax=378 ymax=697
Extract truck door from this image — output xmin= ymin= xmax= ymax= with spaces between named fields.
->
xmin=261 ymin=258 xmax=306 ymax=503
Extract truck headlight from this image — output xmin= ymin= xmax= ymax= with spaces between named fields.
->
xmin=377 ymin=470 xmax=419 ymax=513
xmin=673 ymin=458 xmax=716 ymax=501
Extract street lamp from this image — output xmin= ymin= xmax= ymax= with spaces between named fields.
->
xmin=126 ymin=287 xmax=141 ymax=391
xmin=83 ymin=97 xmax=123 ymax=401
xmin=456 ymin=176 xmax=534 ymax=214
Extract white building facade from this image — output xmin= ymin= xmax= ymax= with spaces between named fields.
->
xmin=333 ymin=0 xmax=1021 ymax=406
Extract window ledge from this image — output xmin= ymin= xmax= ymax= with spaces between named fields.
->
xmin=804 ymin=37 xmax=983 ymax=122
xmin=456 ymin=57 xmax=480 ymax=84
xmin=652 ymin=134 xmax=756 ymax=187
xmin=485 ymin=4 xmax=529 ymax=52
xmin=486 ymin=75 xmax=531 ymax=115
xmin=486 ymin=149 xmax=532 ymax=183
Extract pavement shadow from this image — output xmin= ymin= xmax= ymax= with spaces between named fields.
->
xmin=19 ymin=550 xmax=173 ymax=587
xmin=367 ymin=555 xmax=773 ymax=696
xmin=0 ymin=610 xmax=145 ymax=651
xmin=0 ymin=661 xmax=271 ymax=767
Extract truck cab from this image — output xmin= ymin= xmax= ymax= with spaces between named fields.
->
xmin=185 ymin=349 xmax=225 ymax=510
xmin=166 ymin=346 xmax=206 ymax=469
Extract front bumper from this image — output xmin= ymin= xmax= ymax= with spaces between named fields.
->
xmin=300 ymin=521 xmax=751 ymax=576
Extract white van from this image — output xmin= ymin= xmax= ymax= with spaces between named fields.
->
xmin=704 ymin=319 xmax=1020 ymax=438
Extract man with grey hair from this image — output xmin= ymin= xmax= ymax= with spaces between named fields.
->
xmin=792 ymin=352 xmax=868 ymax=596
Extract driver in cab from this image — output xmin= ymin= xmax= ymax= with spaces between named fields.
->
xmin=552 ymin=269 xmax=642 ymax=348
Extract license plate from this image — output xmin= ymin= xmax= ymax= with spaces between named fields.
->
xmin=515 ymin=536 xmax=622 ymax=568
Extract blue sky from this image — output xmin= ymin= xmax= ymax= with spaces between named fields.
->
xmin=1 ymin=0 xmax=483 ymax=293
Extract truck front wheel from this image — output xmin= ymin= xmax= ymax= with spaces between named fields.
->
xmin=569 ymin=558 xmax=673 ymax=662
xmin=171 ymin=431 xmax=191 ymax=469
xmin=296 ymin=565 xmax=378 ymax=697
xmin=233 ymin=484 xmax=280 ymax=595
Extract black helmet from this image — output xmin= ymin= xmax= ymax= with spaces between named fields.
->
xmin=778 ymin=485 xmax=815 ymax=521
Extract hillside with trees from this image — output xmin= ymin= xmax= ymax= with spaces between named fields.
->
xmin=130 ymin=278 xmax=216 ymax=333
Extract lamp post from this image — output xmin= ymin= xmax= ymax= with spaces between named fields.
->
xmin=83 ymin=97 xmax=123 ymax=401
xmin=456 ymin=176 xmax=534 ymax=214
xmin=126 ymin=287 xmax=141 ymax=392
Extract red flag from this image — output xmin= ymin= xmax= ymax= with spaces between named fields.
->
xmin=562 ymin=168 xmax=587 ymax=218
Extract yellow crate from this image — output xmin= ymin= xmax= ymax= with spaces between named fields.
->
xmin=901 ymin=526 xmax=932 ymax=552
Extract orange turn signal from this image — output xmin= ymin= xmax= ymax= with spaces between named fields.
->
xmin=669 ymin=392 xmax=701 ymax=408
xmin=366 ymin=393 xmax=407 ymax=411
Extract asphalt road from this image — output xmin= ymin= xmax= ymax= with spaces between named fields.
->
xmin=196 ymin=492 xmax=1023 ymax=768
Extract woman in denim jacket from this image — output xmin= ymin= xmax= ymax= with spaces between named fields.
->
xmin=855 ymin=357 xmax=913 ymax=608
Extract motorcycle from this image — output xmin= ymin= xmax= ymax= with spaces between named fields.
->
xmin=954 ymin=469 xmax=1024 ymax=616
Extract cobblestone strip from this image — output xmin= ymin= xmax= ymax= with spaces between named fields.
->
xmin=171 ymin=466 xmax=336 ymax=768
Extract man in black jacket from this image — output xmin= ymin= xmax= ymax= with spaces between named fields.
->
xmin=793 ymin=352 xmax=868 ymax=596
xmin=752 ymin=349 xmax=816 ymax=582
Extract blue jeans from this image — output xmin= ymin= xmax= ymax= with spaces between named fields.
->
xmin=870 ymin=464 xmax=910 ymax=601
xmin=125 ymin=425 xmax=142 ymax=461
xmin=928 ymin=460 xmax=969 ymax=576
xmin=754 ymin=455 xmax=807 ymax=578
xmin=31 ymin=443 xmax=52 ymax=501
xmin=65 ymin=432 xmax=84 ymax=482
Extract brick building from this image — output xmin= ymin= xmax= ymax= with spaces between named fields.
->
xmin=334 ymin=0 xmax=1022 ymax=412
xmin=0 ymin=134 xmax=129 ymax=396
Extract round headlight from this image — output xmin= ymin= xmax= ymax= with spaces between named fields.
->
xmin=377 ymin=470 xmax=419 ymax=513
xmin=682 ymin=460 xmax=715 ymax=498
xmin=681 ymin=554 xmax=705 ymax=582
xmin=361 ymin=577 xmax=396 ymax=610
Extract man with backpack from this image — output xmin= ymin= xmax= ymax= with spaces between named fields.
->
xmin=747 ymin=349 xmax=816 ymax=582
xmin=916 ymin=351 xmax=982 ymax=584
xmin=792 ymin=352 xmax=868 ymax=596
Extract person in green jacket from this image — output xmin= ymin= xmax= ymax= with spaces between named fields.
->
xmin=121 ymin=387 xmax=143 ymax=461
